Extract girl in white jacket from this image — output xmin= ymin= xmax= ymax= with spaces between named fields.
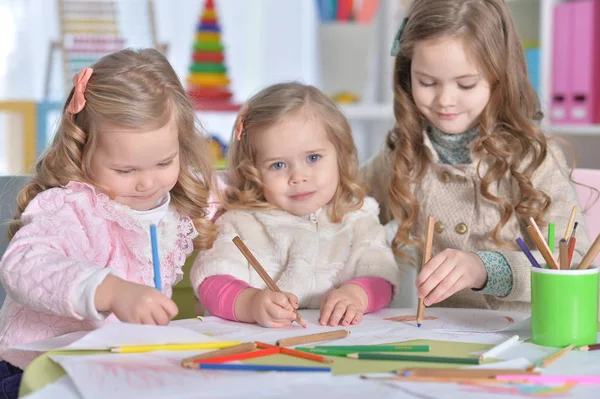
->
xmin=192 ymin=82 xmax=401 ymax=328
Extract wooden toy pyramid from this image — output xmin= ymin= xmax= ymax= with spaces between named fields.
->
xmin=187 ymin=0 xmax=239 ymax=111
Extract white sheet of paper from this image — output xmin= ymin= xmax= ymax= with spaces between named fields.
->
xmin=470 ymin=342 xmax=555 ymax=364
xmin=15 ymin=323 xmax=217 ymax=351
xmin=21 ymin=376 xmax=81 ymax=399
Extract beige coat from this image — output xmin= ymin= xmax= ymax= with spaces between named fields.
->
xmin=361 ymin=133 xmax=589 ymax=312
xmin=192 ymin=197 xmax=403 ymax=309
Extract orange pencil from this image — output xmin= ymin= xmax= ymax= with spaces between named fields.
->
xmin=256 ymin=342 xmax=334 ymax=364
xmin=526 ymin=219 xmax=559 ymax=269
xmin=577 ymin=232 xmax=600 ymax=270
xmin=417 ymin=216 xmax=435 ymax=327
xmin=232 ymin=236 xmax=306 ymax=328
xmin=185 ymin=347 xmax=280 ymax=365
xmin=559 ymin=239 xmax=569 ymax=270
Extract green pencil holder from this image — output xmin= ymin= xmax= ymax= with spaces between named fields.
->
xmin=531 ymin=266 xmax=599 ymax=347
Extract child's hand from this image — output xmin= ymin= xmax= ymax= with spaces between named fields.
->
xmin=416 ymin=249 xmax=487 ymax=306
xmin=95 ymin=275 xmax=178 ymax=325
xmin=249 ymin=289 xmax=299 ymax=328
xmin=319 ymin=284 xmax=368 ymax=327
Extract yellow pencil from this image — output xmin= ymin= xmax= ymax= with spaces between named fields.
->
xmin=110 ymin=341 xmax=242 ymax=353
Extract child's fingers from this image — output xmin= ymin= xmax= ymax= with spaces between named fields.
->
xmin=271 ymin=292 xmax=294 ymax=311
xmin=328 ymin=301 xmax=349 ymax=326
xmin=152 ymin=308 xmax=171 ymax=326
xmin=428 ymin=278 xmax=463 ymax=306
xmin=139 ymin=313 xmax=157 ymax=325
xmin=319 ymin=298 xmax=338 ymax=325
xmin=284 ymin=293 xmax=299 ymax=309
xmin=341 ymin=305 xmax=358 ymax=326
xmin=162 ymin=297 xmax=179 ymax=319
xmin=266 ymin=303 xmax=296 ymax=321
xmin=416 ymin=253 xmax=446 ymax=288
xmin=417 ymin=259 xmax=454 ymax=298
xmin=350 ymin=311 xmax=364 ymax=325
xmin=424 ymin=268 xmax=463 ymax=306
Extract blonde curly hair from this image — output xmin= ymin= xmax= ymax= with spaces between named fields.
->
xmin=225 ymin=82 xmax=365 ymax=222
xmin=388 ymin=0 xmax=550 ymax=257
xmin=8 ymin=48 xmax=216 ymax=250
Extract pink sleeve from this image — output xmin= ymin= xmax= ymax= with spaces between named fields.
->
xmin=343 ymin=277 xmax=392 ymax=313
xmin=0 ymin=187 xmax=111 ymax=320
xmin=199 ymin=275 xmax=251 ymax=321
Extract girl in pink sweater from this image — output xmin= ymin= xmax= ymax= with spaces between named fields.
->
xmin=0 ymin=48 xmax=216 ymax=397
xmin=192 ymin=83 xmax=401 ymax=329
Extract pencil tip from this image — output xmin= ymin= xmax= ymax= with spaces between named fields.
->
xmin=417 ymin=323 xmax=421 ymax=328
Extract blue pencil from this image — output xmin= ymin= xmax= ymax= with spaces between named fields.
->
xmin=196 ymin=364 xmax=331 ymax=372
xmin=516 ymin=237 xmax=541 ymax=268
xmin=150 ymin=224 xmax=162 ymax=291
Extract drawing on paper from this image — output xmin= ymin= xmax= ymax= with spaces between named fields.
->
xmin=382 ymin=309 xmax=515 ymax=333
xmin=462 ymin=382 xmax=575 ymax=397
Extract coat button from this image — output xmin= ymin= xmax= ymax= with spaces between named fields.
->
xmin=434 ymin=221 xmax=445 ymax=233
xmin=455 ymin=222 xmax=468 ymax=234
xmin=440 ymin=171 xmax=451 ymax=183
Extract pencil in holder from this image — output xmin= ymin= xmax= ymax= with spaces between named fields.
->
xmin=531 ymin=266 xmax=599 ymax=347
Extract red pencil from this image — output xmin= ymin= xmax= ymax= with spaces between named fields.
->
xmin=256 ymin=342 xmax=333 ymax=364
xmin=188 ymin=347 xmax=279 ymax=365
xmin=578 ymin=343 xmax=600 ymax=351
xmin=336 ymin=0 xmax=353 ymax=21
xmin=567 ymin=237 xmax=576 ymax=267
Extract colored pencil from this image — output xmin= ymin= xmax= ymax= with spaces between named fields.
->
xmin=276 ymin=330 xmax=349 ymax=347
xmin=232 ymin=236 xmax=306 ymax=328
xmin=181 ymin=342 xmax=256 ymax=366
xmin=256 ymin=342 xmax=333 ymax=364
xmin=194 ymin=363 xmax=331 ymax=372
xmin=578 ymin=343 xmax=600 ymax=351
xmin=296 ymin=346 xmax=429 ymax=357
xmin=568 ymin=237 xmax=577 ymax=268
xmin=310 ymin=345 xmax=429 ymax=352
xmin=527 ymin=344 xmax=575 ymax=371
xmin=564 ymin=205 xmax=577 ymax=240
xmin=149 ymin=224 xmax=162 ymax=291
xmin=496 ymin=375 xmax=600 ymax=384
xmin=398 ymin=368 xmax=539 ymax=378
xmin=110 ymin=341 xmax=241 ymax=353
xmin=559 ymin=239 xmax=569 ymax=270
xmin=515 ymin=237 xmax=541 ymax=268
xmin=347 ymin=353 xmax=480 ymax=364
xmin=577 ymin=232 xmax=600 ymax=270
xmin=548 ymin=222 xmax=555 ymax=254
xmin=185 ymin=347 xmax=280 ymax=365
xmin=417 ymin=216 xmax=435 ymax=327
xmin=526 ymin=221 xmax=559 ymax=269
xmin=374 ymin=375 xmax=504 ymax=384
xmin=478 ymin=335 xmax=519 ymax=360
xmin=336 ymin=0 xmax=352 ymax=20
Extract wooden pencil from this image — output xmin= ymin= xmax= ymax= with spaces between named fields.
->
xmin=578 ymin=343 xmax=600 ymax=351
xmin=255 ymin=341 xmax=334 ymax=364
xmin=232 ymin=236 xmax=306 ymax=328
xmin=276 ymin=330 xmax=350 ymax=347
xmin=526 ymin=223 xmax=559 ymax=269
xmin=564 ymin=205 xmax=577 ymax=240
xmin=181 ymin=342 xmax=256 ymax=366
xmin=527 ymin=344 xmax=575 ymax=371
xmin=417 ymin=216 xmax=435 ymax=327
xmin=347 ymin=353 xmax=480 ymax=364
xmin=397 ymin=368 xmax=539 ymax=378
xmin=577 ymin=232 xmax=600 ymax=270
xmin=559 ymin=239 xmax=569 ymax=270
xmin=183 ymin=347 xmax=279 ymax=367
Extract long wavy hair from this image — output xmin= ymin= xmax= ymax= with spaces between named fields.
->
xmin=8 ymin=48 xmax=217 ymax=250
xmin=388 ymin=0 xmax=549 ymax=257
xmin=226 ymin=82 xmax=365 ymax=222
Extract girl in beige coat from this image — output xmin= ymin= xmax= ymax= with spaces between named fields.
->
xmin=362 ymin=0 xmax=589 ymax=313
xmin=192 ymin=83 xmax=401 ymax=328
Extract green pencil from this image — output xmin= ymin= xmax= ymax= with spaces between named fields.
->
xmin=347 ymin=353 xmax=481 ymax=364
xmin=548 ymin=222 xmax=555 ymax=254
xmin=310 ymin=345 xmax=429 ymax=353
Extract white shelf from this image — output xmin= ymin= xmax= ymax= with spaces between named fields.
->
xmin=547 ymin=124 xmax=600 ymax=136
xmin=340 ymin=103 xmax=394 ymax=120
